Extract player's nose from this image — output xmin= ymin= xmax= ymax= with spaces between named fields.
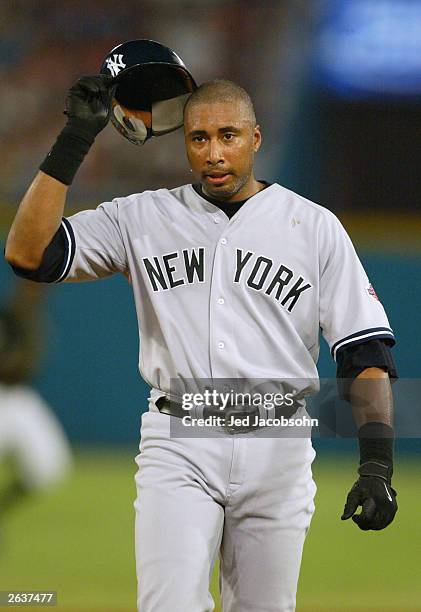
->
xmin=207 ymin=138 xmax=224 ymax=165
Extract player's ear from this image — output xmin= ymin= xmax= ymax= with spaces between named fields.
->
xmin=253 ymin=124 xmax=262 ymax=152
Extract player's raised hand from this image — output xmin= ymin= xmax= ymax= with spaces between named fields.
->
xmin=38 ymin=74 xmax=117 ymax=186
xmin=341 ymin=463 xmax=398 ymax=530
xmin=64 ymin=74 xmax=117 ymax=137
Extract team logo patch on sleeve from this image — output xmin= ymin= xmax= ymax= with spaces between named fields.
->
xmin=366 ymin=283 xmax=379 ymax=301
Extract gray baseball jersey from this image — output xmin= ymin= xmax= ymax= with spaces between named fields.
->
xmin=58 ymin=182 xmax=394 ymax=394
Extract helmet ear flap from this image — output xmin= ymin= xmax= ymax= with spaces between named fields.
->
xmin=111 ymin=103 xmax=151 ymax=145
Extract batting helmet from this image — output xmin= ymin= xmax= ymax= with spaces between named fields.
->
xmin=100 ymin=39 xmax=197 ymax=145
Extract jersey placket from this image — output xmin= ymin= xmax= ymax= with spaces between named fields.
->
xmin=208 ymin=215 xmax=239 ymax=380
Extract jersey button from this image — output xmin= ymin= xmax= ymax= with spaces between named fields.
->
xmin=217 ymin=298 xmax=225 ymax=305
xmin=220 ymin=238 xmax=227 ymax=245
xmin=218 ymin=342 xmax=225 ymax=349
xmin=214 ymin=216 xmax=221 ymax=224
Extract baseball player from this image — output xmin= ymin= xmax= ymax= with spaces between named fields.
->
xmin=4 ymin=41 xmax=398 ymax=611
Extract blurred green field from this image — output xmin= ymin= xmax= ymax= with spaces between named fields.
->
xmin=0 ymin=449 xmax=420 ymax=611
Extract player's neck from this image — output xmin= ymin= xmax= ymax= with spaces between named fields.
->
xmin=202 ymin=176 xmax=265 ymax=204
xmin=233 ymin=177 xmax=266 ymax=202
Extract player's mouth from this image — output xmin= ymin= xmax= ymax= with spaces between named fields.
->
xmin=204 ymin=172 xmax=231 ymax=185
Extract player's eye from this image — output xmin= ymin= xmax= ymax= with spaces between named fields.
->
xmin=192 ymin=135 xmax=206 ymax=143
xmin=223 ymin=133 xmax=235 ymax=141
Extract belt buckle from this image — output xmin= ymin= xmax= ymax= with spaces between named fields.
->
xmin=224 ymin=404 xmax=258 ymax=434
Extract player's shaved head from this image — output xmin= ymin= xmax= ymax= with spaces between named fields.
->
xmin=183 ymin=79 xmax=262 ymax=202
xmin=184 ymin=79 xmax=256 ymax=126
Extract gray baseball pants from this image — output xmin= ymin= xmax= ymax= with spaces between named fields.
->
xmin=134 ymin=404 xmax=316 ymax=611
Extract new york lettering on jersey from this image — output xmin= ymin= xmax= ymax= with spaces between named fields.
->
xmin=141 ymin=246 xmax=311 ymax=313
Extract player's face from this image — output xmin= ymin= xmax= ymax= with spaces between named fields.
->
xmin=184 ymin=101 xmax=262 ymax=201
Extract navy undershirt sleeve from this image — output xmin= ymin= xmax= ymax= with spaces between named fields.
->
xmin=8 ymin=220 xmax=74 ymax=283
xmin=336 ymin=339 xmax=397 ymax=400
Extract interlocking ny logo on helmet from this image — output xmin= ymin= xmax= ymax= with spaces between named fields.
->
xmin=105 ymin=54 xmax=126 ymax=77
xmin=100 ymin=39 xmax=197 ymax=145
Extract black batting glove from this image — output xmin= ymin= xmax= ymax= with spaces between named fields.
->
xmin=64 ymin=74 xmax=117 ymax=138
xmin=341 ymin=461 xmax=398 ymax=531
xmin=40 ymin=74 xmax=117 ymax=185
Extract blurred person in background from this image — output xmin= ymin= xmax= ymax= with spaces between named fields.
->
xmin=0 ymin=280 xmax=72 ymax=530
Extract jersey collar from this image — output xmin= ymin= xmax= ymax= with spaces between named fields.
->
xmin=192 ymin=181 xmax=272 ymax=219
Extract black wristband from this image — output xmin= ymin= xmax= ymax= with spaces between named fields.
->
xmin=358 ymin=460 xmax=393 ymax=482
xmin=358 ymin=421 xmax=394 ymax=468
xmin=40 ymin=119 xmax=96 ymax=185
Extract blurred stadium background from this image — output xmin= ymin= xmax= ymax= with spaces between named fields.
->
xmin=0 ymin=0 xmax=420 ymax=610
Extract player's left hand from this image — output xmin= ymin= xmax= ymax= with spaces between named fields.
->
xmin=341 ymin=464 xmax=398 ymax=530
xmin=64 ymin=74 xmax=117 ymax=137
